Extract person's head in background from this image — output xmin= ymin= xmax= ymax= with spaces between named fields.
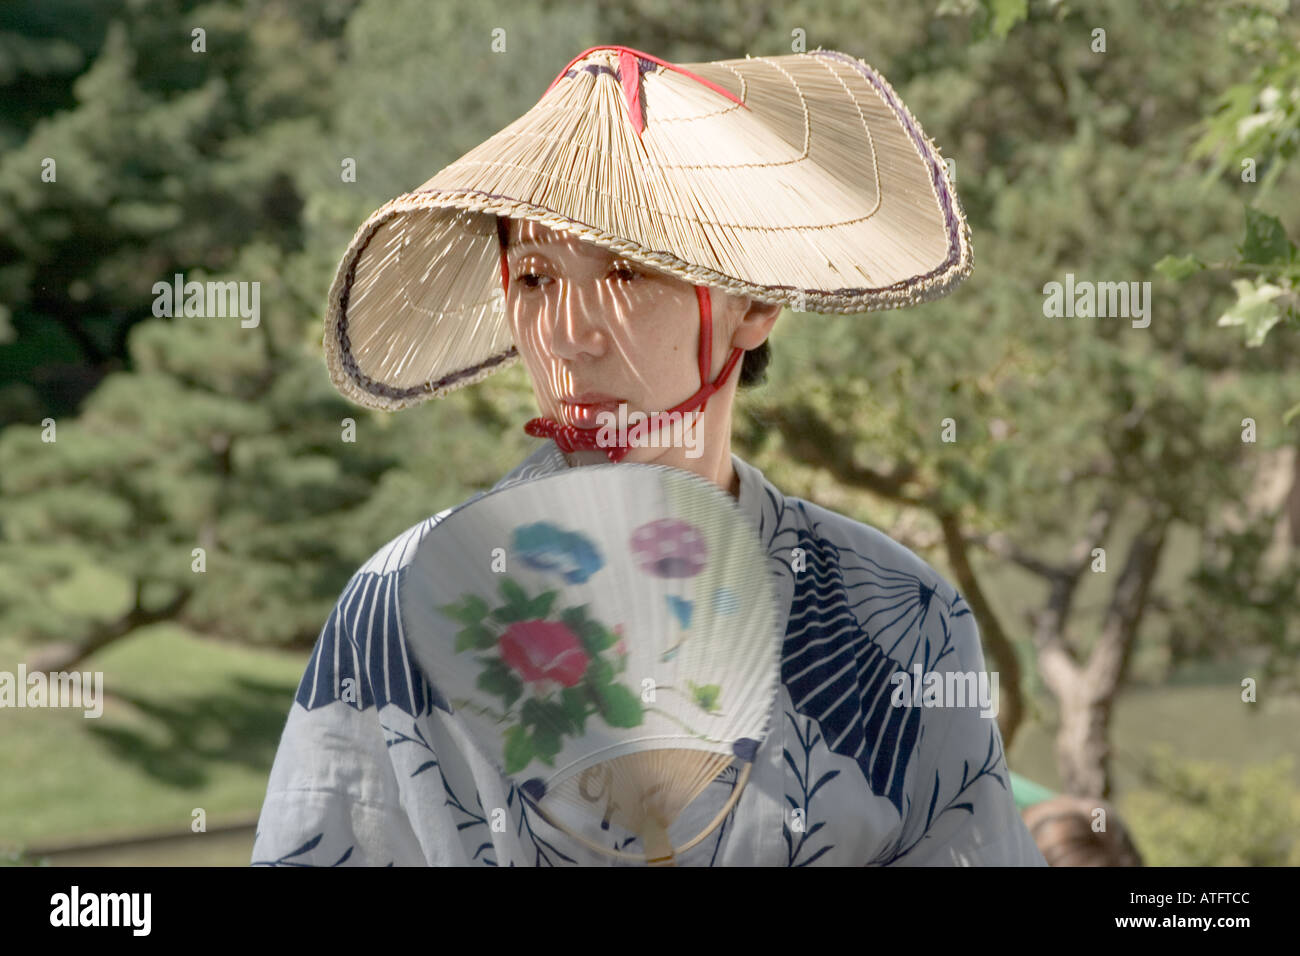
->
xmin=1023 ymin=796 xmax=1144 ymax=866
xmin=497 ymin=216 xmax=781 ymax=498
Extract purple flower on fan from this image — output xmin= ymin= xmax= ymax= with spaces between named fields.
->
xmin=630 ymin=519 xmax=707 ymax=578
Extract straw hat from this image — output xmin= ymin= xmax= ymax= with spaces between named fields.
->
xmin=324 ymin=45 xmax=972 ymax=413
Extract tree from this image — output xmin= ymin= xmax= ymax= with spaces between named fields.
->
xmin=724 ymin=0 xmax=1299 ymax=796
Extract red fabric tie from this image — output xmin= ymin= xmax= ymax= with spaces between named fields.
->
xmin=541 ymin=44 xmax=748 ymax=141
xmin=503 ymin=46 xmax=750 ymax=459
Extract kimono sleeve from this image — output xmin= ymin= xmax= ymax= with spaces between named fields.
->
xmin=248 ymin=564 xmax=436 ymax=868
xmin=889 ymin=600 xmax=1047 ymax=866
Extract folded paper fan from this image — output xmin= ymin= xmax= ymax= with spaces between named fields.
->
xmin=400 ymin=463 xmax=781 ymax=865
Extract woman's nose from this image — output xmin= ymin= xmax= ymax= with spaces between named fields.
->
xmin=547 ymin=290 xmax=609 ymax=360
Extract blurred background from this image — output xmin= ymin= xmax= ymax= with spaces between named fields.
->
xmin=0 ymin=0 xmax=1297 ymax=866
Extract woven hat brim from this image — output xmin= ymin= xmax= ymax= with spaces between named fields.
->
xmin=325 ymin=48 xmax=972 ymax=412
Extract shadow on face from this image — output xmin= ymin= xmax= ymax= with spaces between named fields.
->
xmin=502 ymin=218 xmax=713 ymax=427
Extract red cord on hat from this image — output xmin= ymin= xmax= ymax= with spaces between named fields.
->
xmin=542 ymin=45 xmax=748 ymax=140
xmin=501 ymin=243 xmax=742 ymax=462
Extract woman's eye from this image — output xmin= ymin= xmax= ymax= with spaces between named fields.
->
xmin=609 ymin=266 xmax=640 ymax=282
xmin=515 ymin=272 xmax=548 ymax=290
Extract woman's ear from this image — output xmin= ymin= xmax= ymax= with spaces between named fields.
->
xmin=729 ymin=296 xmax=783 ymax=351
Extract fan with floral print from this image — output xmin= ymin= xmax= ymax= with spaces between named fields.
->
xmin=400 ymin=463 xmax=781 ymax=864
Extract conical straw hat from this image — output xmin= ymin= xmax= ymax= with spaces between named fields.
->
xmin=325 ymin=45 xmax=972 ymax=412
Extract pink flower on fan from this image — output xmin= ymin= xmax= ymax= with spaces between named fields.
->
xmin=499 ymin=620 xmax=589 ymax=688
xmin=629 ymin=519 xmax=707 ymax=578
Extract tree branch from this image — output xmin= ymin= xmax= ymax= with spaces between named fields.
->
xmin=936 ymin=510 xmax=1025 ymax=748
xmin=25 ymin=583 xmax=193 ymax=673
xmin=767 ymin=409 xmax=926 ymax=505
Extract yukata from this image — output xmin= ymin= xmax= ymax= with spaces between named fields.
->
xmin=252 ymin=440 xmax=1047 ymax=866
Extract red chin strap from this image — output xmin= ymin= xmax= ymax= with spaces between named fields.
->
xmin=502 ymin=244 xmax=743 ymax=463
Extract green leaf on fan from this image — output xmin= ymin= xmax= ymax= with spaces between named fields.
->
xmin=521 ymin=697 xmax=571 ymax=734
xmin=584 ymin=655 xmax=614 ymax=689
xmin=455 ymin=622 xmax=496 ymax=653
xmin=560 ymin=687 xmax=589 ymax=735
xmin=582 ymin=619 xmax=616 ymax=652
xmin=525 ymin=589 xmax=558 ymax=618
xmin=546 ymin=698 xmax=577 ymax=735
xmin=595 ymin=682 xmax=644 ymax=728
xmin=562 ymin=605 xmax=614 ymax=655
xmin=531 ymin=723 xmax=562 ymax=766
xmin=503 ymin=724 xmax=533 ymax=774
xmin=561 ymin=605 xmax=589 ymax=631
xmin=492 ymin=577 xmax=535 ymax=623
xmin=689 ymin=681 xmax=722 ymax=712
xmin=520 ymin=697 xmax=543 ymax=727
xmin=478 ymin=660 xmax=522 ymax=710
xmin=500 ymin=576 xmax=529 ymax=608
xmin=439 ymin=593 xmax=489 ymax=626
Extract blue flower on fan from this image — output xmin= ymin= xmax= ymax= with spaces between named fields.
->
xmin=666 ymin=595 xmax=693 ymax=629
xmin=512 ymin=522 xmax=603 ymax=584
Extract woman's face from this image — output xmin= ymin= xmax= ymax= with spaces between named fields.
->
xmin=502 ymin=218 xmax=778 ymax=470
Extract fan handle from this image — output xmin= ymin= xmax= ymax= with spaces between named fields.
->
xmin=522 ymin=760 xmax=755 ymax=865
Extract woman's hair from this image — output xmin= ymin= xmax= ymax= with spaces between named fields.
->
xmin=496 ymin=215 xmax=770 ymax=389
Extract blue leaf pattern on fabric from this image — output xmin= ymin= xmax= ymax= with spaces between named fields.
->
xmin=779 ymin=512 xmax=940 ymax=817
xmin=251 ymin=831 xmax=370 ymax=867
xmin=382 ymin=715 xmax=498 ymax=864
xmin=782 ymin=712 xmax=839 ymax=866
xmin=507 ymin=784 xmax=579 ymax=867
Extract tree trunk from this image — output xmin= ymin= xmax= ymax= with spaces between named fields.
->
xmin=1054 ymin=683 xmax=1114 ymax=798
xmin=1038 ymin=516 xmax=1168 ymax=798
xmin=937 ymin=511 xmax=1024 ymax=748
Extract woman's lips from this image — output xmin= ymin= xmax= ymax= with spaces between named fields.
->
xmin=558 ymin=396 xmax=624 ymax=429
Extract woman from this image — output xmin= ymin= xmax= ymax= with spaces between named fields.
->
xmin=254 ymin=45 xmax=1045 ymax=866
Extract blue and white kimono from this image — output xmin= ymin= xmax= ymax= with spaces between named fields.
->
xmin=253 ymin=441 xmax=1046 ymax=866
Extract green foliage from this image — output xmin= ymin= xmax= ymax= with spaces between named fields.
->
xmin=1123 ymin=747 xmax=1300 ymax=866
xmin=1189 ymin=0 xmax=1300 ymax=194
xmin=1166 ymin=519 xmax=1300 ymax=692
xmin=1159 ymin=3 xmax=1300 ymax=359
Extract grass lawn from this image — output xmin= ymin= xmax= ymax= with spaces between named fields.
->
xmin=0 ymin=622 xmax=307 ymax=853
